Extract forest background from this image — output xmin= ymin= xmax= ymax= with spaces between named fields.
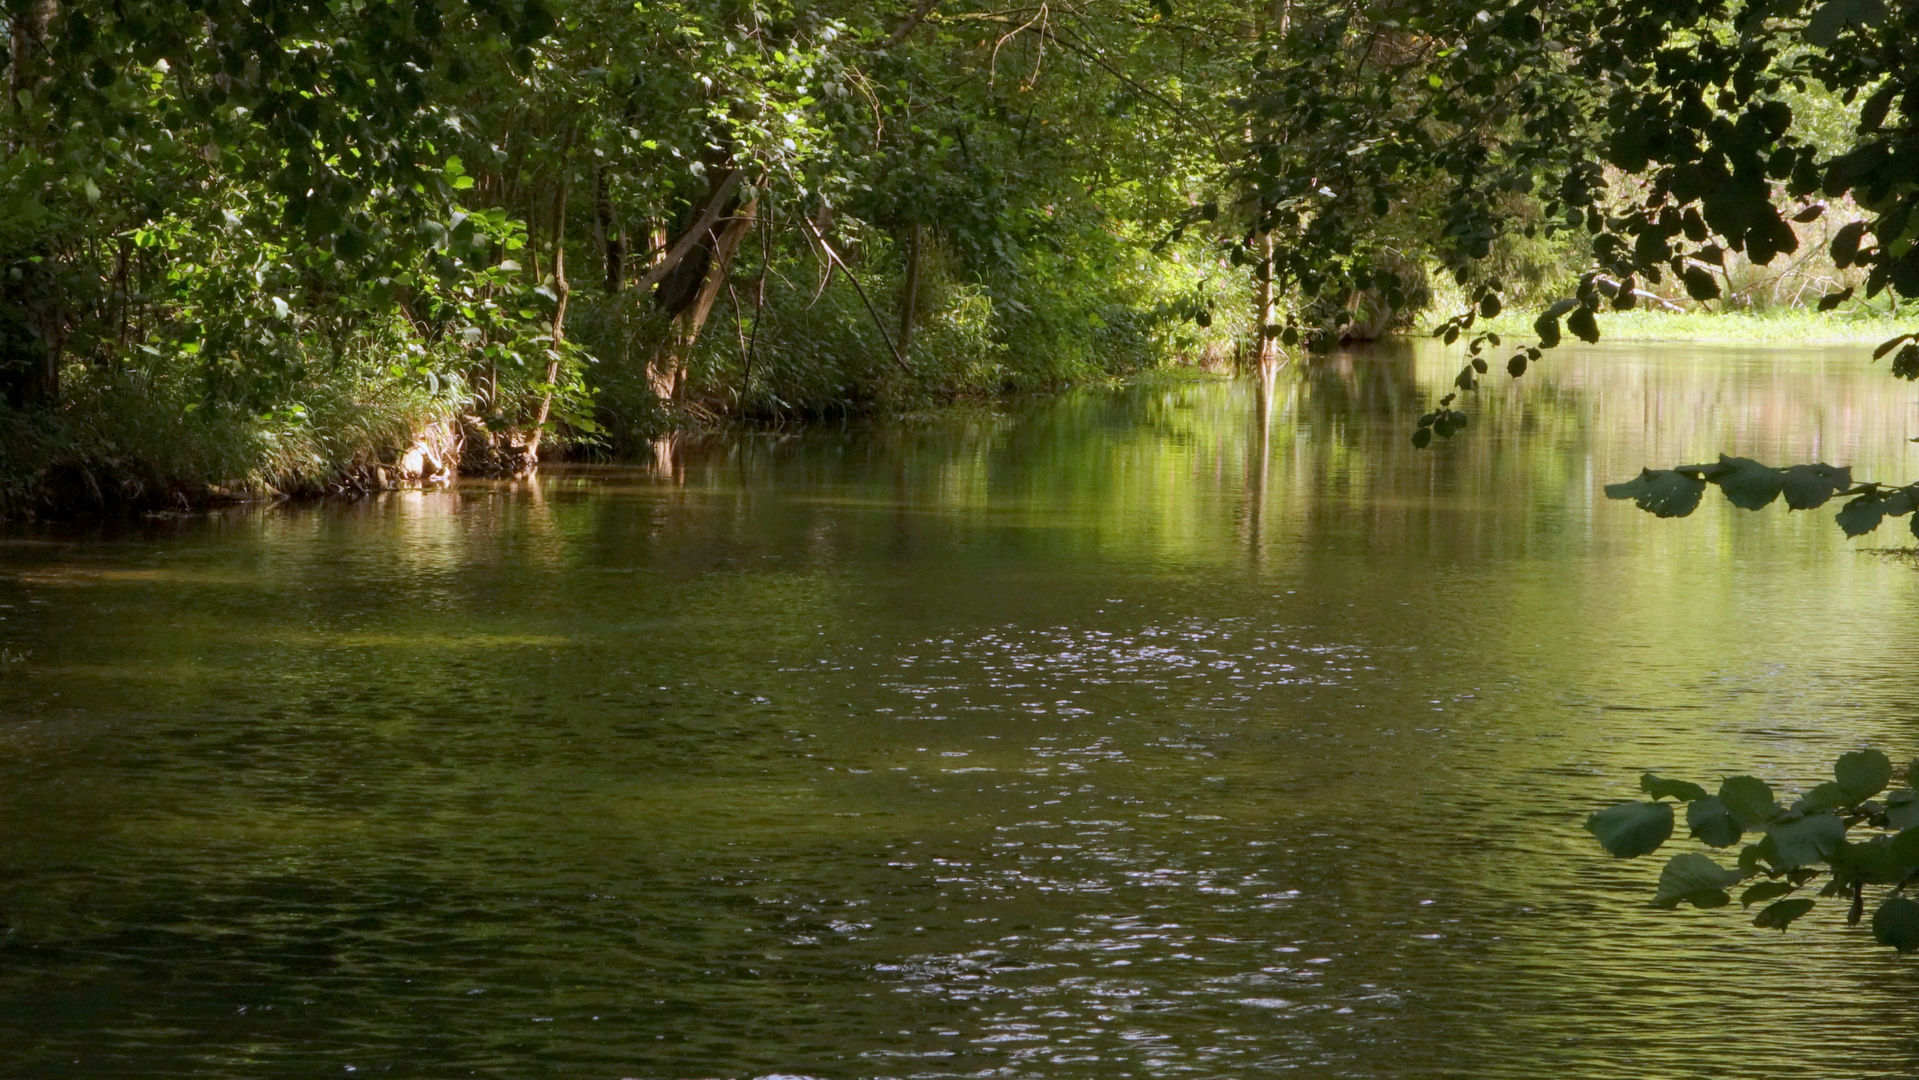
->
xmin=0 ymin=0 xmax=1913 ymax=516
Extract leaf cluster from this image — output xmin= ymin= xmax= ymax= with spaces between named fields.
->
xmin=1588 ymin=750 xmax=1919 ymax=949
xmin=1604 ymin=454 xmax=1919 ymax=540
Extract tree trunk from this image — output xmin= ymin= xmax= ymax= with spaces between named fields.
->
xmin=0 ymin=258 xmax=61 ymax=409
xmin=1252 ymin=230 xmax=1277 ymax=378
xmin=595 ymin=162 xmax=623 ymax=294
xmin=898 ymin=223 xmax=924 ymax=358
xmin=8 ymin=0 xmax=55 ymax=109
xmin=649 ymin=196 xmax=758 ymax=403
xmin=525 ymin=163 xmax=572 ymax=464
xmin=524 ymin=237 xmax=568 ymax=461
xmin=1 ymin=0 xmax=60 ymax=407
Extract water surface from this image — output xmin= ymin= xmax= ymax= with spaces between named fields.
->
xmin=4 ymin=340 xmax=1919 ymax=1078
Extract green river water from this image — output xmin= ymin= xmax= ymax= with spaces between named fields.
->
xmin=3 ymin=341 xmax=1919 ymax=1077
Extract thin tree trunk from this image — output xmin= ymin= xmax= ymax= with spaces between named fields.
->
xmin=898 ymin=223 xmax=924 ymax=358
xmin=526 ymin=163 xmax=572 ymax=463
xmin=595 ymin=161 xmax=623 ymax=294
xmin=1252 ymin=230 xmax=1276 ymax=374
xmin=8 ymin=0 xmax=55 ymax=110
xmin=636 ymin=169 xmax=744 ymax=296
xmin=1 ymin=0 xmax=60 ymax=406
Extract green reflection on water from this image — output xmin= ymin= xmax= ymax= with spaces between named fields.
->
xmin=2 ymin=341 xmax=1919 ymax=1078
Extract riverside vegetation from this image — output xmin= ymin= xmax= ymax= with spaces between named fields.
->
xmin=1 ymin=0 xmax=1915 ymax=525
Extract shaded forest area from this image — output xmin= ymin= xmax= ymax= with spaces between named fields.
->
xmin=0 ymin=0 xmax=1914 ymax=514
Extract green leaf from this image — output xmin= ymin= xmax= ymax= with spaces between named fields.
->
xmin=1805 ymin=0 xmax=1888 ymax=47
xmin=1835 ymin=749 xmax=1892 ymax=801
xmin=1653 ymin=852 xmax=1744 ymax=908
xmin=1710 ymin=455 xmax=1784 ymax=510
xmin=1885 ymin=789 xmax=1919 ymax=830
xmin=1566 ymin=305 xmax=1600 ymax=343
xmin=1534 ymin=314 xmax=1562 ymax=348
xmin=1765 ymin=813 xmax=1845 ymax=868
xmin=1687 ymin=796 xmax=1743 ymax=847
xmin=1836 ymin=495 xmax=1891 ymax=537
xmin=1719 ymin=776 xmax=1778 ymax=826
xmin=1831 ymin=222 xmax=1869 ymax=268
xmin=1780 ymin=463 xmax=1852 ymax=510
xmin=1835 ymin=838 xmax=1911 ymax=884
xmin=1587 ymin=800 xmax=1675 ymax=857
xmin=1873 ymin=896 xmax=1919 ymax=952
xmin=1799 ymin=781 xmax=1854 ymax=813
xmin=1741 ymin=880 xmax=1797 ymax=907
xmin=1887 ymin=825 xmax=1919 ymax=867
xmin=1753 ymin=897 xmax=1816 ymax=930
xmin=1641 ymin=773 xmax=1709 ymax=802
xmin=1682 ymin=265 xmax=1721 ymax=301
xmin=1604 ymin=469 xmax=1706 ymax=517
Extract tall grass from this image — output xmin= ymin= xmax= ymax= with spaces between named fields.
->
xmin=0 ymin=352 xmax=452 ymax=518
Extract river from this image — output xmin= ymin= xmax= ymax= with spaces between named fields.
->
xmin=3 ymin=340 xmax=1918 ymax=1077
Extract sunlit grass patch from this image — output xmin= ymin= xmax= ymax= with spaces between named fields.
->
xmin=1463 ymin=306 xmax=1906 ymax=344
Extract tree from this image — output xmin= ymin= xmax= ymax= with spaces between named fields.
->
xmin=2 ymin=0 xmax=1276 ymax=507
xmin=1223 ymin=0 xmax=1915 ymax=484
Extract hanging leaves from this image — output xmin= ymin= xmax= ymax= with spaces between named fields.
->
xmin=1603 ymin=469 xmax=1706 ymax=518
xmin=1591 ymin=751 xmax=1919 ymax=952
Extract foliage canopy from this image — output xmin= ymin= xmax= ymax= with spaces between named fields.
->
xmin=2 ymin=0 xmax=1916 ymax=510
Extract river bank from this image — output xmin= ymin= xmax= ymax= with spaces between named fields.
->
xmin=6 ymin=309 xmax=1911 ymax=522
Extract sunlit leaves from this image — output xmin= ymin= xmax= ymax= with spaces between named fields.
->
xmin=1361 ymin=0 xmax=1919 ymax=456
